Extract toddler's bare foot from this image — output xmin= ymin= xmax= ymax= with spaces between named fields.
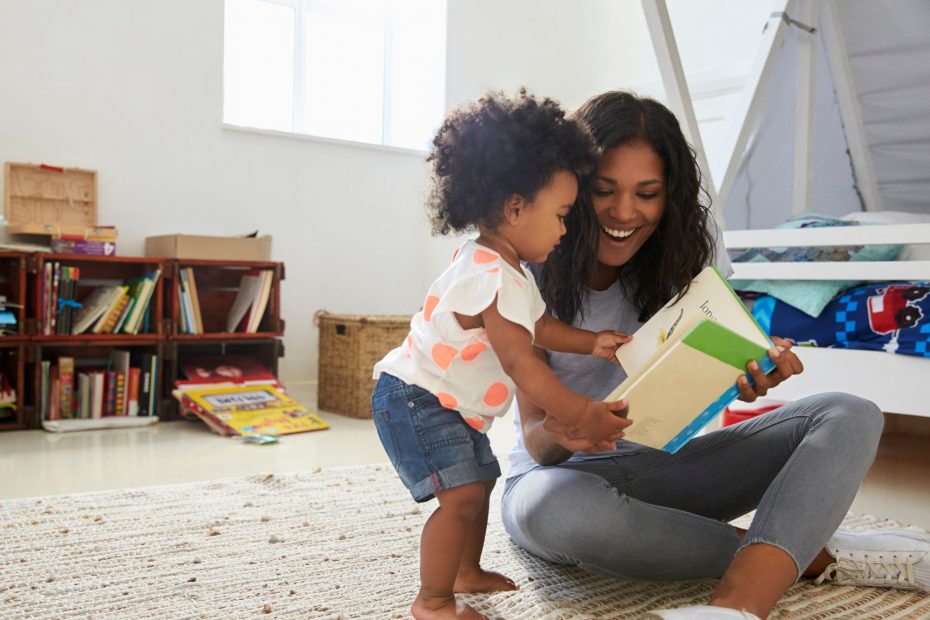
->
xmin=411 ymin=594 xmax=488 ymax=620
xmin=454 ymin=567 xmax=518 ymax=593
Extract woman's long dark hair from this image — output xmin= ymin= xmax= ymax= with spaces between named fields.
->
xmin=539 ymin=91 xmax=716 ymax=323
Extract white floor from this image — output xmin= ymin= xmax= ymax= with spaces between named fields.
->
xmin=1 ymin=383 xmax=928 ymax=530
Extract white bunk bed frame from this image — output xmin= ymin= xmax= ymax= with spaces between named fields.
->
xmin=642 ymin=0 xmax=930 ymax=418
xmin=724 ymin=224 xmax=930 ymax=418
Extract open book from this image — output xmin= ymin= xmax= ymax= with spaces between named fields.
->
xmin=608 ymin=266 xmax=776 ymax=453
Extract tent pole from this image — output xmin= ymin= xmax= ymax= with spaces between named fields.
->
xmin=717 ymin=0 xmax=791 ymax=217
xmin=641 ymin=0 xmax=718 ymax=218
xmin=819 ymin=0 xmax=883 ymax=212
xmin=792 ymin=0 xmax=816 ymax=216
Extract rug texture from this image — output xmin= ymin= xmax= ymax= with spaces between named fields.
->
xmin=1 ymin=465 xmax=928 ymax=619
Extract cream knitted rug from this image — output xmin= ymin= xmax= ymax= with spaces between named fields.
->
xmin=1 ymin=465 xmax=928 ymax=619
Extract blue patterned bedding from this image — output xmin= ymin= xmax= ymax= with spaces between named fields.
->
xmin=751 ymin=281 xmax=930 ymax=357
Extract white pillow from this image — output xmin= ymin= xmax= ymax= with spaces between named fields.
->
xmin=841 ymin=210 xmax=930 ymax=261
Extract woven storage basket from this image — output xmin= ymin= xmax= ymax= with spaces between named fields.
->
xmin=315 ymin=312 xmax=412 ymax=418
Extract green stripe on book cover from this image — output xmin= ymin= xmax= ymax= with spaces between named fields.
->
xmin=681 ymin=319 xmax=769 ymax=370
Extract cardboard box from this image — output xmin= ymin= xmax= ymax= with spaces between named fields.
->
xmin=145 ymin=234 xmax=272 ymax=261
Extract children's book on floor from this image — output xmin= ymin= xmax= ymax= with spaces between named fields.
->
xmin=609 ymin=266 xmax=775 ymax=453
xmin=174 ymin=382 xmax=328 ymax=437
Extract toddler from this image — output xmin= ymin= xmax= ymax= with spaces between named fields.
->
xmin=372 ymin=90 xmax=632 ymax=620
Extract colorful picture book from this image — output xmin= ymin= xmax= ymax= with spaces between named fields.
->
xmin=174 ymin=383 xmax=328 ymax=437
xmin=609 ymin=266 xmax=775 ymax=453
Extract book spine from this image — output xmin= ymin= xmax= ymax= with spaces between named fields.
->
xmin=58 ymin=357 xmax=75 ymax=419
xmin=128 ymin=367 xmax=141 ymax=416
xmin=49 ymin=366 xmax=60 ymax=420
xmin=42 ymin=263 xmax=51 ymax=335
xmin=40 ymin=360 xmax=51 ymax=420
xmin=92 ymin=372 xmax=105 ymax=419
xmin=115 ymin=372 xmax=126 ymax=416
xmin=50 ymin=262 xmax=60 ymax=335
xmin=105 ymin=371 xmax=117 ymax=417
xmin=149 ymin=355 xmax=159 ymax=416
xmin=138 ymin=355 xmax=152 ymax=416
xmin=49 ymin=239 xmax=117 ymax=256
xmin=662 ymin=355 xmax=778 ymax=454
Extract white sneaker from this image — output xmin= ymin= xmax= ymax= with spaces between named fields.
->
xmin=816 ymin=528 xmax=930 ymax=591
xmin=642 ymin=606 xmax=761 ymax=619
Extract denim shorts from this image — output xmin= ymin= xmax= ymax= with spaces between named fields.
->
xmin=371 ymin=373 xmax=501 ymax=502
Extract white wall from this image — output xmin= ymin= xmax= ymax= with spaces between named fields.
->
xmin=0 ymin=0 xmax=778 ymax=385
xmin=0 ymin=0 xmax=437 ymax=384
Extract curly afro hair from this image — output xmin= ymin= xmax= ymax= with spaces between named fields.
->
xmin=427 ymin=89 xmax=597 ymax=236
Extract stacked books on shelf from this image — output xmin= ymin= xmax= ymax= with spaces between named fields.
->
xmin=65 ymin=269 xmax=161 ymax=335
xmin=226 ymin=270 xmax=274 ymax=333
xmin=40 ymin=350 xmax=159 ymax=421
xmin=177 ymin=267 xmax=204 ymax=334
xmin=173 ymin=355 xmax=328 ymax=437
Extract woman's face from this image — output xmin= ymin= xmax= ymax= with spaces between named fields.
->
xmin=591 ymin=140 xmax=666 ymax=281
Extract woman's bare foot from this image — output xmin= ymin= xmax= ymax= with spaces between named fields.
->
xmin=454 ymin=567 xmax=518 ymax=593
xmin=412 ymin=594 xmax=488 ymax=620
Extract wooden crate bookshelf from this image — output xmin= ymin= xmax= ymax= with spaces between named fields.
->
xmin=167 ymin=259 xmax=284 ymax=339
xmin=0 ymin=254 xmax=286 ymax=429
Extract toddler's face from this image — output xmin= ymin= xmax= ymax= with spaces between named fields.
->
xmin=511 ymin=169 xmax=578 ymax=263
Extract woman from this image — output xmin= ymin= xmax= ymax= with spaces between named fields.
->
xmin=500 ymin=91 xmax=930 ymax=620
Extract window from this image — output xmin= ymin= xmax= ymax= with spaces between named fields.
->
xmin=223 ymin=0 xmax=447 ymax=151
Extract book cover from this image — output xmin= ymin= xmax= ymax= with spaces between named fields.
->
xmin=226 ymin=270 xmax=265 ymax=333
xmin=97 ymin=290 xmax=130 ymax=334
xmin=90 ymin=286 xmax=128 ymax=334
xmin=115 ymin=279 xmax=143 ymax=334
xmin=176 ymin=384 xmax=328 ymax=436
xmin=180 ymin=355 xmax=273 ymax=382
xmin=72 ymin=286 xmax=117 ymax=335
xmin=124 ymin=270 xmax=159 ymax=334
xmin=246 ymin=271 xmax=273 ymax=332
xmin=609 ymin=265 xmax=775 ymax=453
xmin=49 ymin=238 xmax=117 ymax=256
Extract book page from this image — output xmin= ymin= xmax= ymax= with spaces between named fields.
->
xmin=616 ymin=266 xmax=770 ymax=376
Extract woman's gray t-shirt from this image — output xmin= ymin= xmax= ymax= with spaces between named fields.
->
xmin=506 ymin=278 xmax=648 ymax=480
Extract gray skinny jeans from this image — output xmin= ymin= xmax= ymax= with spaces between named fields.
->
xmin=501 ymin=392 xmax=883 ymax=580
